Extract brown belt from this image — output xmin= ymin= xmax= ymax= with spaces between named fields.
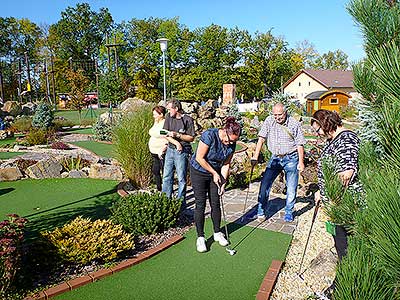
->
xmin=275 ymin=151 xmax=297 ymax=158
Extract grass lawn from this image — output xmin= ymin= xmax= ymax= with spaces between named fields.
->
xmin=55 ymin=109 xmax=109 ymax=125
xmin=0 ymin=178 xmax=119 ymax=238
xmin=0 ymin=151 xmax=26 ymax=159
xmin=71 ymin=140 xmax=115 ymax=158
xmin=55 ymin=220 xmax=291 ymax=300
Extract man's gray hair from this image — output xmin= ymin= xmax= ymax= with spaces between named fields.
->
xmin=168 ymin=99 xmax=183 ymax=112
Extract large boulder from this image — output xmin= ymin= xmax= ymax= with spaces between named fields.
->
xmin=21 ymin=102 xmax=37 ymax=115
xmin=120 ymin=98 xmax=149 ymax=112
xmin=0 ymin=167 xmax=23 ymax=181
xmin=88 ymin=163 xmax=123 ymax=180
xmin=2 ymin=101 xmax=22 ymax=117
xmin=26 ymin=158 xmax=63 ymax=179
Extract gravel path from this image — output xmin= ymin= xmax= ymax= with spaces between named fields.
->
xmin=270 ymin=205 xmax=337 ymax=300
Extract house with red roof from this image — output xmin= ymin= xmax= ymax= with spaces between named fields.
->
xmin=282 ymin=69 xmax=356 ymax=102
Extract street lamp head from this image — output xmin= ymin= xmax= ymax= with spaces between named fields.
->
xmin=157 ymin=38 xmax=169 ymax=52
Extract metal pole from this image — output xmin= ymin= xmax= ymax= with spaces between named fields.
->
xmin=95 ymin=59 xmax=100 ymax=108
xmin=162 ymin=51 xmax=166 ymax=106
xmin=44 ymin=59 xmax=51 ymax=104
xmin=17 ymin=59 xmax=22 ymax=103
xmin=0 ymin=61 xmax=4 ymax=102
xmin=50 ymin=54 xmax=56 ymax=110
xmin=24 ymin=51 xmax=32 ymax=102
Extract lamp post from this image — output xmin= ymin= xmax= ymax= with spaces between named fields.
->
xmin=157 ymin=38 xmax=169 ymax=105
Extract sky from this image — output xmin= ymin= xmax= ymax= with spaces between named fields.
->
xmin=1 ymin=0 xmax=366 ymax=62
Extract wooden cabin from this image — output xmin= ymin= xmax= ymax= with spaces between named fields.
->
xmin=305 ymin=90 xmax=351 ymax=115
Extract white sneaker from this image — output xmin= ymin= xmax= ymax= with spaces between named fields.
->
xmin=196 ymin=237 xmax=207 ymax=253
xmin=257 ymin=215 xmax=266 ymax=222
xmin=213 ymin=232 xmax=229 ymax=246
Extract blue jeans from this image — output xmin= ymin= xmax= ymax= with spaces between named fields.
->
xmin=162 ymin=147 xmax=189 ymax=204
xmin=257 ymin=152 xmax=299 ymax=217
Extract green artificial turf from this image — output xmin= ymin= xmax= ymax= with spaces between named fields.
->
xmin=62 ymin=127 xmax=94 ymax=134
xmin=71 ymin=140 xmax=115 ymax=158
xmin=0 ymin=136 xmax=17 ymax=147
xmin=0 ymin=151 xmax=26 ymax=159
xmin=0 ymin=178 xmax=119 ymax=238
xmin=54 ymin=221 xmax=291 ymax=300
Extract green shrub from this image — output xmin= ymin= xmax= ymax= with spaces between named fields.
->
xmin=10 ymin=116 xmax=32 ymax=133
xmin=339 ymin=105 xmax=358 ymax=120
xmin=334 ymin=237 xmax=394 ymax=300
xmin=113 ymin=106 xmax=153 ymax=188
xmin=32 ymin=102 xmax=54 ymax=129
xmin=61 ymin=156 xmax=91 ymax=171
xmin=93 ymin=117 xmax=114 ymax=142
xmin=321 ymin=158 xmax=365 ymax=227
xmin=53 ymin=117 xmax=75 ymax=130
xmin=0 ymin=214 xmax=27 ymax=298
xmin=41 ymin=216 xmax=134 ymax=264
xmin=111 ymin=192 xmax=181 ymax=236
xmin=25 ymin=129 xmax=48 ymax=145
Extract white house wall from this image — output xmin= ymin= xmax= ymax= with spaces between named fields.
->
xmin=283 ymin=73 xmax=327 ymax=105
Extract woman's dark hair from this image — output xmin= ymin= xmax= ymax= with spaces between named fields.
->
xmin=223 ymin=116 xmax=241 ymax=136
xmin=311 ymin=109 xmax=342 ymax=133
xmin=153 ymin=105 xmax=166 ymax=116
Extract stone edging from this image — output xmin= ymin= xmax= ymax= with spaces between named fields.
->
xmin=256 ymin=260 xmax=283 ymax=300
xmin=117 ymin=181 xmax=129 ymax=197
xmin=24 ymin=235 xmax=185 ymax=300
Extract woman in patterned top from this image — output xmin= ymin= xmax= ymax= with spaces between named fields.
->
xmin=311 ymin=109 xmax=361 ymax=261
xmin=190 ymin=117 xmax=241 ymax=253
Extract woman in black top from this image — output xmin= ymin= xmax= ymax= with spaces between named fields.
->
xmin=311 ymin=109 xmax=361 ymax=260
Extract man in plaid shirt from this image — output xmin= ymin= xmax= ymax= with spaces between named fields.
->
xmin=251 ymin=103 xmax=306 ymax=222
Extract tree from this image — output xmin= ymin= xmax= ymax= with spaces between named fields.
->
xmin=312 ymin=49 xmax=350 ymax=70
xmin=330 ymin=1 xmax=400 ymax=299
xmin=0 ymin=17 xmax=42 ymax=101
xmin=295 ymin=40 xmax=318 ymax=69
xmin=66 ymin=68 xmax=89 ymax=124
xmin=241 ymin=30 xmax=296 ymax=98
xmin=99 ymin=72 xmax=126 ymax=105
xmin=48 ymin=3 xmax=113 ymax=61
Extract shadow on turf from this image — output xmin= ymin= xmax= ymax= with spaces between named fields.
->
xmin=24 ymin=187 xmax=119 ymax=241
xmin=0 ymin=187 xmax=15 ymax=196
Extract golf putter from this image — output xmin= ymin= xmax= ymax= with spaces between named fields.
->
xmin=240 ymin=160 xmax=257 ymax=222
xmin=297 ymin=201 xmax=320 ymax=280
xmin=218 ymin=183 xmax=237 ymax=256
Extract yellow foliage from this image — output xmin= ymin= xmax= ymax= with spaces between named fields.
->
xmin=42 ymin=216 xmax=134 ymax=264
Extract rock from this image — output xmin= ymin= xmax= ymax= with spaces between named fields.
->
xmin=21 ymin=102 xmax=37 ymax=115
xmin=2 ymin=101 xmax=22 ymax=117
xmin=61 ymin=172 xmax=69 ymax=178
xmin=88 ymin=163 xmax=123 ymax=180
xmin=120 ymin=98 xmax=149 ymax=112
xmin=13 ymin=145 xmax=27 ymax=151
xmin=68 ymin=170 xmax=87 ymax=178
xmin=26 ymin=158 xmax=63 ymax=179
xmin=0 ymin=167 xmax=23 ymax=181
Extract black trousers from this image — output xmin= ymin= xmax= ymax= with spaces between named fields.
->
xmin=190 ymin=166 xmax=221 ymax=237
xmin=334 ymin=225 xmax=349 ymax=261
xmin=151 ymin=153 xmax=163 ymax=191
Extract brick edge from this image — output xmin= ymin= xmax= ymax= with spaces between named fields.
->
xmin=256 ymin=260 xmax=283 ymax=300
xmin=24 ymin=234 xmax=185 ymax=299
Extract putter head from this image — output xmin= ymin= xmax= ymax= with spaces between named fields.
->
xmin=297 ymin=271 xmax=305 ymax=281
xmin=226 ymin=248 xmax=236 ymax=256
